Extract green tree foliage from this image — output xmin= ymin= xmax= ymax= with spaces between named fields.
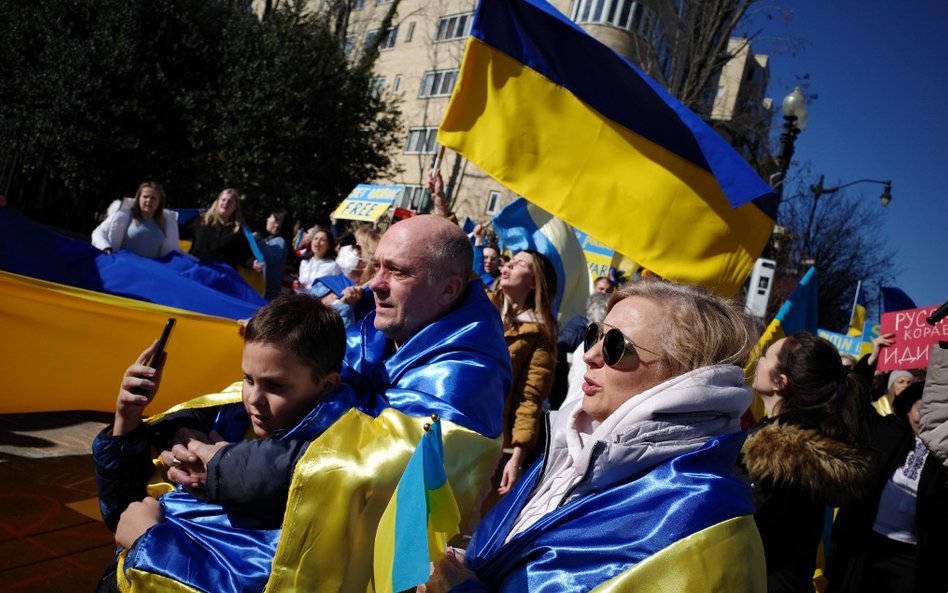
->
xmin=0 ymin=0 xmax=401 ymax=231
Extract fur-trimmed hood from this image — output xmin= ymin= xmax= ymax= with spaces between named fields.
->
xmin=742 ymin=420 xmax=873 ymax=506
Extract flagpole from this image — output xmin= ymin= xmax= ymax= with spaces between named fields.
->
xmin=847 ymin=280 xmax=862 ymax=331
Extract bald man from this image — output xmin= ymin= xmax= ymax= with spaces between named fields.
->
xmin=172 ymin=215 xmax=512 ymax=524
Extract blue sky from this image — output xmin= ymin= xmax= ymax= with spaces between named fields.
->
xmin=747 ymin=0 xmax=948 ymax=310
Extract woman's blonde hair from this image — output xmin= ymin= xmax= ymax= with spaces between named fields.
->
xmin=130 ymin=181 xmax=167 ymax=232
xmin=202 ymin=188 xmax=243 ymax=233
xmin=608 ymin=277 xmax=759 ymax=377
xmin=354 ymin=225 xmax=381 ymax=285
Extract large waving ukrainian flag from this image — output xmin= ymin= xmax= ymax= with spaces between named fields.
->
xmin=438 ymin=0 xmax=776 ymax=297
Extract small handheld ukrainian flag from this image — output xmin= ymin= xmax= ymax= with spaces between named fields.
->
xmin=373 ymin=416 xmax=461 ymax=593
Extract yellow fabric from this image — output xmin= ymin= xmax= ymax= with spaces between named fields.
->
xmin=591 ymin=515 xmax=766 ymax=593
xmin=267 ymin=408 xmax=502 ymax=593
xmin=872 ymin=395 xmax=894 ymax=416
xmin=438 ymin=38 xmax=774 ymax=297
xmin=0 ymin=269 xmax=244 ymax=413
xmin=118 ymin=552 xmax=204 ymax=593
xmin=743 ymin=319 xmax=787 ymax=421
xmin=237 ymin=264 xmax=266 ymax=297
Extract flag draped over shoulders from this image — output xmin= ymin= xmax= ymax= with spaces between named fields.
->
xmin=437 ymin=0 xmax=776 ymax=297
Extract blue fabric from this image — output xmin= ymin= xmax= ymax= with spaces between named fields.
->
xmin=470 ymin=0 xmax=775 ymax=215
xmin=459 ymin=432 xmax=754 ymax=592
xmin=122 ymin=385 xmax=359 ymax=593
xmin=0 ymin=206 xmax=265 ymax=319
xmin=257 ymin=235 xmax=287 ymax=301
xmin=881 ymin=286 xmax=917 ymax=312
xmin=775 ymin=266 xmax=818 ymax=333
xmin=492 ymin=198 xmax=571 ymax=316
xmin=344 ymin=279 xmax=511 ymax=438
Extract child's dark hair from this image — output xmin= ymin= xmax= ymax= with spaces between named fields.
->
xmin=243 ymin=294 xmax=345 ymax=383
xmin=775 ymin=332 xmax=871 ymax=448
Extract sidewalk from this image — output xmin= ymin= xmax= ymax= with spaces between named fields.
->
xmin=0 ymin=411 xmax=116 ymax=593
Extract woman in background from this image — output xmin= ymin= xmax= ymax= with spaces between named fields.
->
xmin=295 ymin=226 xmax=341 ymax=290
xmin=484 ymin=249 xmax=557 ymax=504
xmin=189 ymin=188 xmax=253 ymax=269
xmin=745 ymin=332 xmax=873 ymax=593
xmin=92 ymin=182 xmax=181 ymax=258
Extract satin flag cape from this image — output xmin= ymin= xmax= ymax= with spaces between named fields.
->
xmin=116 ymin=404 xmax=501 ymax=593
xmin=492 ymin=198 xmax=591 ymax=322
xmin=463 ymin=432 xmax=765 ymax=592
xmin=743 ymin=266 xmax=818 ymax=421
xmin=0 ymin=206 xmax=259 ymax=413
xmin=437 ymin=0 xmax=777 ymax=297
xmin=114 ymin=384 xmax=358 ymax=593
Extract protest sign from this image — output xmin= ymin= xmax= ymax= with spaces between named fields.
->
xmin=817 ymin=329 xmax=864 ymax=358
xmin=332 ymin=184 xmax=404 ymax=222
xmin=573 ymin=229 xmax=617 ymax=287
xmin=878 ymin=305 xmax=948 ymax=371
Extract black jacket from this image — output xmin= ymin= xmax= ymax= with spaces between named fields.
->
xmin=827 ymin=413 xmax=948 ymax=593
xmin=742 ymin=413 xmax=873 ymax=593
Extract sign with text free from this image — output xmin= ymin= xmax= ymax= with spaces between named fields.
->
xmin=573 ymin=229 xmax=616 ymax=286
xmin=878 ymin=305 xmax=948 ymax=371
xmin=331 ymin=184 xmax=404 ymax=222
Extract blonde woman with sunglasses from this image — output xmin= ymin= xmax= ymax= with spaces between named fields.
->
xmin=425 ymin=277 xmax=766 ymax=593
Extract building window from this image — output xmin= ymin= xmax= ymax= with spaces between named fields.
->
xmin=572 ymin=0 xmax=659 ymax=40
xmin=371 ymin=76 xmax=386 ymax=98
xmin=405 ymin=127 xmax=439 ymax=154
xmin=400 ymin=185 xmax=431 ymax=211
xmin=485 ymin=190 xmax=501 ymax=215
xmin=405 ymin=21 xmax=415 ymax=42
xmin=419 ymin=69 xmax=458 ymax=98
xmin=365 ymin=26 xmax=398 ymax=51
xmin=344 ymin=34 xmax=356 ymax=57
xmin=435 ymin=12 xmax=473 ymax=42
xmin=392 ymin=74 xmax=403 ymax=93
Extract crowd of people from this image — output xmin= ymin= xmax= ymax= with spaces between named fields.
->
xmin=87 ymin=178 xmax=947 ymax=593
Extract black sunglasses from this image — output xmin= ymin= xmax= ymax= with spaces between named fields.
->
xmin=584 ymin=323 xmax=661 ymax=368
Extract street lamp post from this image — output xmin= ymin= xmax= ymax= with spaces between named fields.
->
xmin=800 ymin=175 xmax=893 ymax=259
xmin=772 ymin=87 xmax=808 ymax=198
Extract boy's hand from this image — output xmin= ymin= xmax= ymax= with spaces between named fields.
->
xmin=115 ymin=496 xmax=163 ymax=549
xmin=162 ymin=429 xmax=230 ymax=499
xmin=113 ymin=341 xmax=166 ymax=437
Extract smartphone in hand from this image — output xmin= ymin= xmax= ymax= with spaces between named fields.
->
xmin=147 ymin=318 xmax=176 ymax=369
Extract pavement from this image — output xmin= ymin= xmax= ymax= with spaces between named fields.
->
xmin=0 ymin=411 xmax=116 ymax=593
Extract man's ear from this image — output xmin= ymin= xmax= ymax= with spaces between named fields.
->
xmin=437 ymin=274 xmax=465 ymax=308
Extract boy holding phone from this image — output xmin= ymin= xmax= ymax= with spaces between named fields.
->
xmin=92 ymin=294 xmax=357 ymax=593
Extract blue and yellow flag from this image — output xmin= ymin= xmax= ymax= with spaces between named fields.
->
xmin=437 ymin=0 xmax=776 ymax=297
xmin=745 ymin=266 xmax=818 ymax=420
xmin=492 ymin=197 xmax=591 ymax=322
xmin=373 ymin=416 xmax=461 ymax=593
xmin=847 ymin=281 xmax=867 ymax=337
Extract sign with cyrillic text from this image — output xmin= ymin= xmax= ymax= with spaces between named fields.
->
xmin=878 ymin=305 xmax=948 ymax=371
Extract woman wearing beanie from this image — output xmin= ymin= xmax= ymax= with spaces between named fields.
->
xmin=874 ymin=370 xmax=914 ymax=416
